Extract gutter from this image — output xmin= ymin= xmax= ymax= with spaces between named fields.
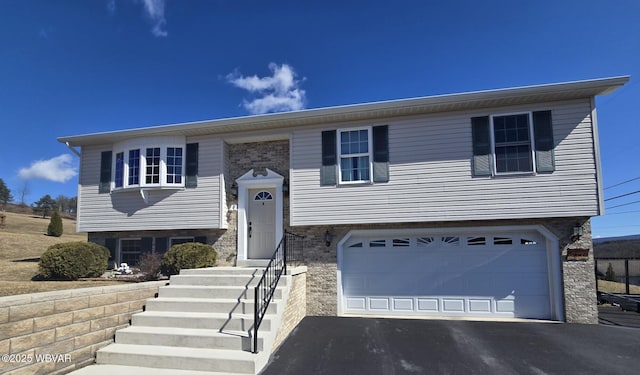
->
xmin=57 ymin=76 xmax=630 ymax=147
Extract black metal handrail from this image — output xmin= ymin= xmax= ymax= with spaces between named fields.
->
xmin=253 ymin=231 xmax=304 ymax=353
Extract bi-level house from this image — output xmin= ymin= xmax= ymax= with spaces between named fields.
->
xmin=59 ymin=76 xmax=628 ymax=324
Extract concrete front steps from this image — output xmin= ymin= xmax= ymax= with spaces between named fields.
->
xmin=70 ymin=267 xmax=290 ymax=375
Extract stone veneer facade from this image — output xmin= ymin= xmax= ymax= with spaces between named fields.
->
xmin=89 ymin=140 xmax=598 ymax=324
xmin=291 ymin=217 xmax=598 ymax=324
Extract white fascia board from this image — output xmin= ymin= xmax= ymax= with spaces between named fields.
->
xmin=58 ymin=76 xmax=629 ymax=147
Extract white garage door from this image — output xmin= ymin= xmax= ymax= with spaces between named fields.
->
xmin=340 ymin=230 xmax=552 ymax=319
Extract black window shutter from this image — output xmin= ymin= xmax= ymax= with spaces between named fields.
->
xmin=372 ymin=125 xmax=389 ymax=182
xmin=533 ymin=110 xmax=555 ymax=173
xmin=185 ymin=143 xmax=199 ymax=188
xmin=155 ymin=237 xmax=168 ymax=254
xmin=99 ymin=151 xmax=112 ymax=193
xmin=104 ymin=238 xmax=117 ymax=261
xmin=194 ymin=236 xmax=207 ymax=244
xmin=321 ymin=130 xmax=337 ymax=185
xmin=471 ymin=116 xmax=492 ymax=176
xmin=141 ymin=237 xmax=153 ymax=253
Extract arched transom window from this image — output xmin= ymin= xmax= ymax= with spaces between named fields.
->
xmin=254 ymin=191 xmax=273 ymax=201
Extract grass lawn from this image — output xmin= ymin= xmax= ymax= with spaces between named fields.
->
xmin=0 ymin=211 xmax=124 ymax=297
xmin=597 ymin=279 xmax=640 ymax=294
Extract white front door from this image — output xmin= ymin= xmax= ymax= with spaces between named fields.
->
xmin=248 ymin=188 xmax=276 ymax=259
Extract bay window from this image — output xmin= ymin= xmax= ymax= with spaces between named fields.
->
xmin=128 ymin=149 xmax=140 ymax=185
xmin=114 ymin=152 xmax=124 ymax=188
xmin=100 ymin=136 xmax=197 ymax=193
xmin=145 ymin=147 xmax=161 ymax=184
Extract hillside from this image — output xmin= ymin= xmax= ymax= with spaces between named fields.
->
xmin=0 ymin=211 xmax=121 ymax=296
xmin=593 ymin=236 xmax=640 ymax=259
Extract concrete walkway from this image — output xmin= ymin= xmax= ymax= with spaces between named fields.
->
xmin=261 ymin=317 xmax=640 ymax=375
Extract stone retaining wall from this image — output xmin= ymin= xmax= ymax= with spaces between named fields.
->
xmin=272 ymin=267 xmax=307 ymax=350
xmin=0 ymin=281 xmax=165 ymax=375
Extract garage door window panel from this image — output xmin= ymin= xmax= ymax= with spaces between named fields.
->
xmin=369 ymin=239 xmax=386 ymax=247
xmin=467 ymin=236 xmax=487 ymax=246
xmin=417 ymin=237 xmax=460 ymax=246
xmin=493 ymin=236 xmax=513 ymax=245
xmin=392 ymin=238 xmax=410 ymax=247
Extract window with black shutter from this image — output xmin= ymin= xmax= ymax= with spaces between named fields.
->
xmin=321 ymin=125 xmax=389 ymax=185
xmin=471 ymin=111 xmax=555 ymax=176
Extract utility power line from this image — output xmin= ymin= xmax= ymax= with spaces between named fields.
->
xmin=607 ymin=199 xmax=640 ymax=210
xmin=603 ymin=210 xmax=640 ymax=216
xmin=605 ymin=176 xmax=640 ymax=190
xmin=604 ymin=189 xmax=640 ymax=202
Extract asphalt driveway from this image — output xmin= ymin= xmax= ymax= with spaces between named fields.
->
xmin=261 ymin=317 xmax=640 ymax=375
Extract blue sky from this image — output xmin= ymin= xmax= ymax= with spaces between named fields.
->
xmin=0 ymin=1 xmax=638 ymax=238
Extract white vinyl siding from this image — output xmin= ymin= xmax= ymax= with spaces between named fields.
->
xmin=78 ymin=136 xmax=224 ymax=232
xmin=290 ymin=99 xmax=599 ymax=226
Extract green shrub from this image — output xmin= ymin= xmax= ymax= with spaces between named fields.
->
xmin=161 ymin=242 xmax=217 ymax=276
xmin=37 ymin=242 xmax=110 ymax=280
xmin=47 ymin=211 xmax=63 ymax=237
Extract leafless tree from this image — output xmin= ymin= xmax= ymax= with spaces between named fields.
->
xmin=19 ymin=181 xmax=30 ymax=206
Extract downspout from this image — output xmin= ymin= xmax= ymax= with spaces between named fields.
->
xmin=64 ymin=141 xmax=82 ymax=233
xmin=65 ymin=142 xmax=81 ymax=157
xmin=590 ymin=97 xmax=606 ymax=216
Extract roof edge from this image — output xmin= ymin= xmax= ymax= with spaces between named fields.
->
xmin=58 ymin=76 xmax=630 ymax=146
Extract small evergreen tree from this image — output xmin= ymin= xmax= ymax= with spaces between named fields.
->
xmin=0 ymin=178 xmax=12 ymax=209
xmin=47 ymin=211 xmax=63 ymax=237
xmin=33 ymin=194 xmax=56 ymax=218
xmin=605 ymin=262 xmax=616 ymax=282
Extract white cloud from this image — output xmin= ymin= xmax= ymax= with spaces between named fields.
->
xmin=140 ymin=0 xmax=168 ymax=37
xmin=226 ymin=63 xmax=306 ymax=115
xmin=107 ymin=0 xmax=116 ymax=14
xmin=18 ymin=154 xmax=78 ymax=183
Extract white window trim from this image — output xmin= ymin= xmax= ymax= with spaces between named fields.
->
xmin=111 ymin=136 xmax=187 ymax=192
xmin=165 ymin=146 xmax=186 ymax=186
xmin=337 ymin=126 xmax=373 ymax=185
xmin=114 ymin=151 xmax=125 ymax=188
xmin=127 ymin=148 xmax=141 ymax=187
xmin=489 ymin=111 xmax=537 ymax=176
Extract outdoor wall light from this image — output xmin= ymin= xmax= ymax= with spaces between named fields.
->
xmin=324 ymin=230 xmax=333 ymax=247
xmin=571 ymin=225 xmax=584 ymax=242
xmin=230 ymin=182 xmax=238 ymax=198
xmin=283 ymin=179 xmax=289 ymax=196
